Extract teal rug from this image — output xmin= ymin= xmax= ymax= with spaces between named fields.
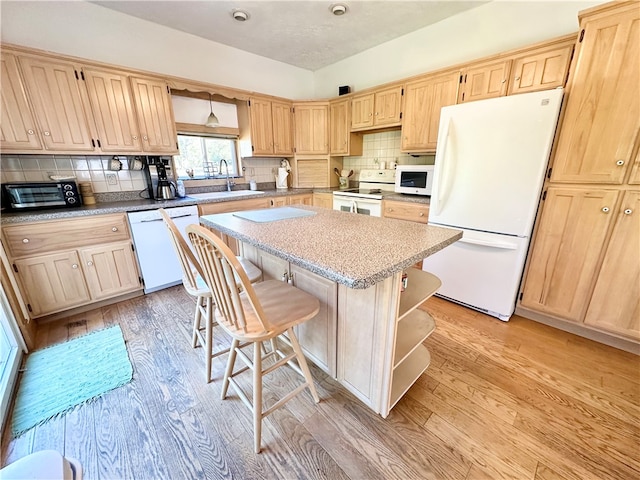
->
xmin=11 ymin=325 xmax=133 ymax=437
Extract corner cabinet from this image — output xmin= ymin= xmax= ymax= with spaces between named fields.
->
xmin=329 ymin=98 xmax=363 ymax=156
xmin=401 ymin=71 xmax=459 ymax=153
xmin=293 ymin=102 xmax=329 ymax=155
xmin=507 ymin=40 xmax=574 ymax=96
xmin=2 ymin=214 xmax=142 ymax=318
xmin=520 ymin=1 xmax=640 ymax=345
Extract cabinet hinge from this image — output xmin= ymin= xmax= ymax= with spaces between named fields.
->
xmin=292 ymin=107 xmax=295 ymax=114
xmin=167 ymin=85 xmax=170 ymax=94
xmin=579 ymin=29 xmax=585 ymax=43
xmin=399 ymin=112 xmax=403 ymax=119
xmin=12 ymin=263 xmax=18 ymax=273
xmin=459 ymin=74 xmax=463 ymax=83
xmin=461 ymin=92 xmax=465 ymax=101
xmin=542 ymin=190 xmax=547 ymax=201
xmin=91 ymin=139 xmax=96 ymax=148
xmin=139 ymin=276 xmax=144 ymax=286
xmin=74 ymin=70 xmax=79 ymax=80
xmin=547 ymin=167 xmax=552 ymax=179
xmin=80 ymin=70 xmax=85 ymax=81
xmin=131 ymin=243 xmax=135 ymax=252
xmin=96 ymin=139 xmax=101 ymax=148
xmin=401 ymin=88 xmax=404 ymax=96
xmin=27 ymin=304 xmax=32 ymax=313
xmin=519 ymin=292 xmax=523 ymax=301
xmin=248 ymin=100 xmax=251 ymax=107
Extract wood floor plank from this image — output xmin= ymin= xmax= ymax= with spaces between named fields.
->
xmin=63 ymin=404 xmax=98 ymax=480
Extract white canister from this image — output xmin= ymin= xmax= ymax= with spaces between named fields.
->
xmin=250 ymin=180 xmax=257 ymax=191
xmin=389 ymin=161 xmax=397 ymax=170
xmin=379 ymin=161 xmax=386 ymax=170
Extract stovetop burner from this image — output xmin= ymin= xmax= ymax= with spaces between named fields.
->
xmin=333 ymin=169 xmax=397 ymax=200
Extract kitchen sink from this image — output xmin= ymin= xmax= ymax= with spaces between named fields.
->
xmin=187 ymin=190 xmax=264 ymax=200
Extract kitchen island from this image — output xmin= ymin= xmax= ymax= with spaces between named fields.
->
xmin=200 ymin=206 xmax=461 ymax=417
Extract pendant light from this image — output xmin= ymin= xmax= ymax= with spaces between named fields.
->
xmin=205 ymin=93 xmax=219 ymax=127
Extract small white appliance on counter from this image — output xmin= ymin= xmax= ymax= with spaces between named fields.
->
xmin=395 ymin=165 xmax=434 ymax=196
xmin=423 ymin=88 xmax=564 ymax=321
xmin=128 ymin=205 xmax=199 ymax=293
xmin=332 ymin=169 xmax=396 ymax=216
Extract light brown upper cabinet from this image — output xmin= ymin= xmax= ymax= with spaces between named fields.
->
xmin=238 ymin=97 xmax=293 ymax=157
xmin=329 ymin=98 xmax=362 ymax=156
xmin=458 ymin=59 xmax=511 ymax=103
xmin=130 ymin=76 xmax=178 ymax=154
xmin=507 ymin=42 xmax=574 ymax=95
xmin=350 ymin=85 xmax=403 ymax=131
xmin=16 ymin=53 xmax=95 ymax=151
xmin=0 ymin=52 xmax=43 ymax=151
xmin=82 ymin=67 xmax=142 ymax=153
xmin=401 ymin=71 xmax=460 ymax=153
xmin=550 ymin=4 xmax=639 ymax=184
xmin=293 ymin=102 xmax=329 ymax=155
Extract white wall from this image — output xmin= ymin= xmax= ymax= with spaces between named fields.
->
xmin=314 ymin=1 xmax=602 ymax=98
xmin=0 ymin=1 xmax=315 ymax=99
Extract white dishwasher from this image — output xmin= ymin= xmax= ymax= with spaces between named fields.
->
xmin=127 ymin=205 xmax=199 ymax=294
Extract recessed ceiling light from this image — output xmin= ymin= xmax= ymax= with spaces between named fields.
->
xmin=331 ymin=4 xmax=347 ymax=16
xmin=232 ymin=10 xmax=249 ymax=21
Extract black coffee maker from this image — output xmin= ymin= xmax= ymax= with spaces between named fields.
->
xmin=144 ymin=157 xmax=176 ymax=200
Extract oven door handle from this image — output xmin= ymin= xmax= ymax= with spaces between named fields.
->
xmin=350 ymin=200 xmax=357 ymax=213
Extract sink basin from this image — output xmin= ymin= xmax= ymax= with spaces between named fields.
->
xmin=187 ymin=190 xmax=264 ymax=200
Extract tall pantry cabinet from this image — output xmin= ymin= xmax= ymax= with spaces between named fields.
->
xmin=520 ymin=1 xmax=640 ymax=343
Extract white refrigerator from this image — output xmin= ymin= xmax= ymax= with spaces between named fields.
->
xmin=423 ymin=88 xmax=564 ymax=321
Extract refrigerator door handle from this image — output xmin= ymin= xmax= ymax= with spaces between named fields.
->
xmin=434 ymin=118 xmax=455 ymax=216
xmin=458 ymin=237 xmax=519 ymax=250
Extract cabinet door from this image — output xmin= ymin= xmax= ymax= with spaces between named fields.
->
xmin=313 ymin=192 xmax=333 ymax=209
xmin=521 ymin=187 xmax=620 ymax=321
xmin=17 ymin=55 xmax=94 ymax=151
xmin=80 ymin=241 xmax=140 ymax=300
xmin=383 ymin=200 xmax=429 ymax=223
xmin=130 ymin=76 xmax=178 ymax=154
xmin=508 ymin=44 xmax=573 ymax=95
xmin=291 ymin=264 xmax=337 ymax=376
xmin=14 ymin=251 xmax=90 ymax=317
xmin=252 ymin=250 xmax=289 ymax=282
xmin=584 ymin=191 xmax=640 ymax=339
xmin=289 ymin=194 xmax=313 ymax=206
xmin=551 ymin=7 xmax=639 ymax=184
xmin=83 ymin=67 xmax=142 ymax=153
xmin=350 ymin=93 xmax=374 ymax=129
xmin=374 ymin=86 xmax=403 ymax=126
xmin=294 ymin=103 xmax=328 ymax=154
xmin=401 ymin=72 xmax=459 ymax=153
xmin=271 ymin=100 xmax=293 ymax=156
xmin=459 ymin=59 xmax=511 ymax=103
xmin=330 ymin=99 xmax=349 ymax=155
xmin=249 ymin=98 xmax=274 ymax=155
xmin=269 ymin=196 xmax=288 ymax=207
xmin=0 ymin=52 xmax=42 ymax=151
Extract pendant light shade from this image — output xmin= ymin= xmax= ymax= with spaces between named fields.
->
xmin=205 ymin=94 xmax=219 ymax=127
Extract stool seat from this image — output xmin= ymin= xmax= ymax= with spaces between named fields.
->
xmin=0 ymin=450 xmax=82 ymax=480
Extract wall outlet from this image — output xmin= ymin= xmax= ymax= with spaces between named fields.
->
xmin=106 ymin=173 xmax=118 ymax=185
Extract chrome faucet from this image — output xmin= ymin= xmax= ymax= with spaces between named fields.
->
xmin=219 ymin=159 xmax=234 ymax=191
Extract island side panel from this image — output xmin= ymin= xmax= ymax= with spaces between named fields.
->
xmin=336 ymin=273 xmax=399 ymax=413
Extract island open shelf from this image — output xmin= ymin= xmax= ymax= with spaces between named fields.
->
xmin=398 ymin=267 xmax=441 ymax=320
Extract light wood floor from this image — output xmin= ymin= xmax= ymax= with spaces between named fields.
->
xmin=2 ymin=286 xmax=638 ymax=479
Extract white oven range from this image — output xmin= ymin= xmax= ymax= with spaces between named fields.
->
xmin=332 ymin=169 xmax=396 ymax=217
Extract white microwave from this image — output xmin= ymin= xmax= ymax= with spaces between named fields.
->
xmin=394 ymin=165 xmax=435 ymax=195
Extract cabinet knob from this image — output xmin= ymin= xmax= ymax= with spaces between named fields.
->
xmin=624 ymin=208 xmax=633 ymax=215
xmin=616 ymin=160 xmax=625 ymax=166
xmin=72 ymin=264 xmax=78 ymax=269
xmin=112 ymin=227 xmax=118 ymax=232
xmin=43 ymin=131 xmax=51 ymax=136
xmin=27 ymin=129 xmax=35 ymax=135
xmin=143 ymin=135 xmax=148 ymax=141
xmin=515 ymin=76 xmax=521 ymax=81
xmin=22 ymin=238 xmax=29 ymax=244
xmin=501 ymin=79 xmax=507 ymax=83
xmin=601 ymin=207 xmax=610 ymax=213
xmin=132 ymin=135 xmax=138 ymax=140
xmin=419 ymin=212 xmax=424 ymax=216
xmin=87 ymin=261 xmax=93 ymax=267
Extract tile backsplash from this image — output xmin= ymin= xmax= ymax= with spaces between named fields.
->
xmin=343 ymin=130 xmax=434 ymax=180
xmin=0 ymin=154 xmax=147 ymax=193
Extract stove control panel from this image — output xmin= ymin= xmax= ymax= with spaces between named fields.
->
xmin=359 ymin=169 xmax=396 ymax=183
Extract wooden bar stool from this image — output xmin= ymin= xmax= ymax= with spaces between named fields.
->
xmin=186 ymin=224 xmax=320 ymax=453
xmin=159 ymin=209 xmax=261 ymax=383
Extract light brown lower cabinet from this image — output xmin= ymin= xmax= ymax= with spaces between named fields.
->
xmin=3 ymin=213 xmax=142 ymax=318
xmin=313 ymin=192 xmax=333 ymax=209
xmin=521 ymin=187 xmax=639 ymax=341
xmin=383 ymin=200 xmax=429 ymax=223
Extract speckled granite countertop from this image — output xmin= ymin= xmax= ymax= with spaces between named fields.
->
xmin=200 ymin=206 xmax=460 ymax=289
xmin=0 ymin=188 xmax=314 ymax=225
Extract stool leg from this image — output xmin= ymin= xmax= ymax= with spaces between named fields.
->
xmin=253 ymin=341 xmax=263 ymax=454
xmin=222 ymin=339 xmax=239 ymax=399
xmin=288 ymin=328 xmax=319 ymax=403
xmin=192 ymin=296 xmax=203 ymax=348
xmin=205 ymin=297 xmax=213 ymax=383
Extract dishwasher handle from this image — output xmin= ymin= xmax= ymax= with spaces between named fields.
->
xmin=140 ymin=213 xmax=196 ymax=223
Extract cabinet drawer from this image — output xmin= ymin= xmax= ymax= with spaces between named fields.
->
xmin=383 ymin=201 xmax=429 ymax=223
xmin=198 ymin=198 xmax=270 ymax=215
xmin=3 ymin=213 xmax=130 ymax=257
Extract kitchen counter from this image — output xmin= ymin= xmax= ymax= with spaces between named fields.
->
xmin=0 ymin=188 xmax=314 ymax=225
xmin=199 ymin=205 xmax=461 ymax=418
xmin=200 ymin=206 xmax=458 ymax=289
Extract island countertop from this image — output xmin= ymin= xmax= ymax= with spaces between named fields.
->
xmin=200 ymin=206 xmax=461 ymax=289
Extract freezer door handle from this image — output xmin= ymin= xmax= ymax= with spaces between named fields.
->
xmin=434 ymin=118 xmax=455 ymax=216
xmin=459 ymin=237 xmax=518 ymax=250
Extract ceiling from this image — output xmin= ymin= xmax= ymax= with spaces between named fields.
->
xmin=92 ymin=1 xmax=488 ymax=71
